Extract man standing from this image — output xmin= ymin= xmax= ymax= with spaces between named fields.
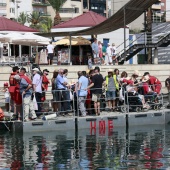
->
xmin=87 ymin=66 xmax=104 ymax=116
xmin=19 ymin=67 xmax=32 ymax=84
xmin=14 ymin=75 xmax=37 ymax=121
xmin=32 ymin=68 xmax=42 ymax=115
xmin=42 ymin=69 xmax=50 ymax=102
xmin=104 ymin=69 xmax=116 ymax=112
xmin=165 ymin=75 xmax=170 ymax=108
xmin=106 ymin=43 xmax=112 ymax=65
xmin=56 ymin=68 xmax=68 ymax=115
xmin=46 ymin=41 xmax=54 ymax=65
xmin=91 ymin=38 xmax=99 ymax=65
xmin=78 ymin=71 xmax=88 ymax=117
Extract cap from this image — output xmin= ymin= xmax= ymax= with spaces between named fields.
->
xmin=108 ymin=43 xmax=110 ymax=45
xmin=32 ymin=68 xmax=39 ymax=72
xmin=13 ymin=66 xmax=20 ymax=70
xmin=107 ymin=69 xmax=113 ymax=73
xmin=20 ymin=67 xmax=27 ymax=72
xmin=43 ymin=69 xmax=49 ymax=73
xmin=14 ymin=75 xmax=20 ymax=80
xmin=4 ymin=82 xmax=8 ymax=86
xmin=133 ymin=70 xmax=140 ymax=76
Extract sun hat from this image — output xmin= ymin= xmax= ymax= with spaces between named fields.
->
xmin=32 ymin=68 xmax=39 ymax=72
xmin=133 ymin=70 xmax=140 ymax=76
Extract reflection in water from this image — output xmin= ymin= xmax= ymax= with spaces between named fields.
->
xmin=0 ymin=125 xmax=170 ymax=169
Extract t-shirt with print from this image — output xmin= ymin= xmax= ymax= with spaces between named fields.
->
xmin=91 ymin=74 xmax=104 ymax=94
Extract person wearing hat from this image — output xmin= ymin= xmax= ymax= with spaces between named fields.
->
xmin=106 ymin=43 xmax=112 ymax=65
xmin=41 ymin=69 xmax=50 ymax=103
xmin=32 ymin=68 xmax=42 ymax=115
xmin=14 ymin=75 xmax=37 ymax=121
xmin=92 ymin=38 xmax=99 ymax=65
xmin=104 ymin=69 xmax=116 ymax=111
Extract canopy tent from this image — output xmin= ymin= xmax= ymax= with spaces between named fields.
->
xmin=37 ymin=0 xmax=158 ymax=37
xmin=0 ymin=32 xmax=50 ymax=45
xmin=55 ymin=36 xmax=91 ymax=46
xmin=0 ymin=17 xmax=37 ymax=33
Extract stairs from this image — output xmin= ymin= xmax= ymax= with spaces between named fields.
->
xmin=117 ymin=32 xmax=170 ymax=64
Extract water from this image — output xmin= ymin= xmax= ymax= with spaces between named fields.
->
xmin=0 ymin=125 xmax=170 ymax=169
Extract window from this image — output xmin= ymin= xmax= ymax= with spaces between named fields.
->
xmin=10 ymin=8 xmax=15 ymax=13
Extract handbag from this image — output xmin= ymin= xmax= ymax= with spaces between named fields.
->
xmin=33 ymin=95 xmax=38 ymax=110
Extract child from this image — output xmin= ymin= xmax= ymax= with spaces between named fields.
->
xmin=88 ymin=56 xmax=93 ymax=69
xmin=2 ymin=82 xmax=10 ymax=111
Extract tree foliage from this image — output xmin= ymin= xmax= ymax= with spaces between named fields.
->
xmin=40 ymin=17 xmax=53 ymax=33
xmin=18 ymin=12 xmax=28 ymax=25
xmin=48 ymin=0 xmax=66 ymax=11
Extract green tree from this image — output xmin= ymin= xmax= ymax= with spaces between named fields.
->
xmin=27 ymin=11 xmax=42 ymax=29
xmin=18 ymin=12 xmax=28 ymax=25
xmin=40 ymin=17 xmax=53 ymax=33
xmin=48 ymin=0 xmax=66 ymax=25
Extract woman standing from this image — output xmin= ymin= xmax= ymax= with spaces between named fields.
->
xmin=51 ymin=70 xmax=58 ymax=112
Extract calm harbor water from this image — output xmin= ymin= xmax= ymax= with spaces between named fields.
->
xmin=0 ymin=125 xmax=170 ymax=169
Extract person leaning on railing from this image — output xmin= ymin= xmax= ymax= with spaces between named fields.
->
xmin=165 ymin=75 xmax=170 ymax=108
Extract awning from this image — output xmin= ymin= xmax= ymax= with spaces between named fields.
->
xmin=37 ymin=0 xmax=158 ymax=37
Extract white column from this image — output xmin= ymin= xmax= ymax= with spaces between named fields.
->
xmin=19 ymin=45 xmax=22 ymax=63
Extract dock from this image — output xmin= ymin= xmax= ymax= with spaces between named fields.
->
xmin=0 ymin=109 xmax=170 ymax=133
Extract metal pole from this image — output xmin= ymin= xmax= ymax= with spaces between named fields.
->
xmin=69 ymin=34 xmax=72 ymax=65
xmin=144 ymin=11 xmax=147 ymax=60
xmin=124 ymin=8 xmax=126 ymax=54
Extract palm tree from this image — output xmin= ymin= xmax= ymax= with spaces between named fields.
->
xmin=27 ymin=11 xmax=42 ymax=29
xmin=48 ymin=0 xmax=66 ymax=26
xmin=18 ymin=12 xmax=28 ymax=25
xmin=40 ymin=17 xmax=53 ymax=33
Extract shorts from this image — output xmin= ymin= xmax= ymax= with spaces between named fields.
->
xmin=47 ymin=53 xmax=54 ymax=60
xmin=92 ymin=93 xmax=101 ymax=102
xmin=93 ymin=53 xmax=99 ymax=59
xmin=5 ymin=97 xmax=9 ymax=103
xmin=106 ymin=91 xmax=116 ymax=100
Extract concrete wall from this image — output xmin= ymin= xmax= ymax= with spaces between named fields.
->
xmin=0 ymin=64 xmax=169 ymax=93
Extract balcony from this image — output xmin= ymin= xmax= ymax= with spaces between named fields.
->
xmin=32 ymin=1 xmax=50 ymax=6
xmin=152 ymin=4 xmax=161 ymax=10
xmin=0 ymin=3 xmax=6 ymax=7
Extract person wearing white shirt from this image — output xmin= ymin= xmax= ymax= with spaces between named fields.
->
xmin=46 ymin=41 xmax=54 ymax=65
xmin=32 ymin=68 xmax=42 ymax=115
xmin=106 ymin=43 xmax=112 ymax=65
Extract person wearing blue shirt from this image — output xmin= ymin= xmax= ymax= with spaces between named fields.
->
xmin=92 ymin=38 xmax=99 ymax=65
xmin=14 ymin=75 xmax=37 ymax=121
xmin=56 ymin=68 xmax=68 ymax=115
xmin=78 ymin=71 xmax=89 ymax=117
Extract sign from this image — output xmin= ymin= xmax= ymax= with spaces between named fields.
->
xmin=58 ymin=48 xmax=69 ymax=64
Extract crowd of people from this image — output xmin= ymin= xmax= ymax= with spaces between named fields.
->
xmin=1 ymin=65 xmax=169 ymax=121
xmin=90 ymin=38 xmax=117 ymax=67
xmin=50 ymin=66 xmax=164 ymax=117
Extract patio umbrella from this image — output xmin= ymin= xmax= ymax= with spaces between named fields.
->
xmin=74 ymin=36 xmax=91 ymax=45
xmin=55 ymin=36 xmax=77 ymax=45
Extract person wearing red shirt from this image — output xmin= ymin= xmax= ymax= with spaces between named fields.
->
xmin=9 ymin=66 xmax=20 ymax=115
xmin=19 ymin=67 xmax=32 ymax=84
xmin=144 ymin=72 xmax=162 ymax=94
